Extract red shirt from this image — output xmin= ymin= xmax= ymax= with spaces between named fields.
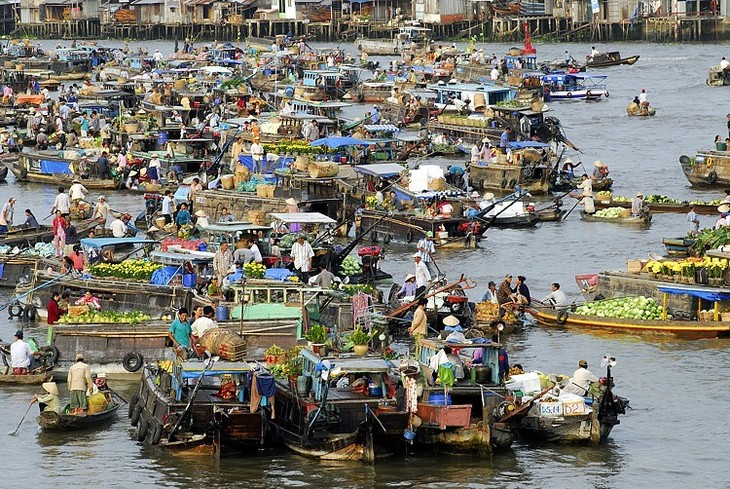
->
xmin=70 ymin=252 xmax=84 ymax=271
xmin=47 ymin=298 xmax=61 ymax=325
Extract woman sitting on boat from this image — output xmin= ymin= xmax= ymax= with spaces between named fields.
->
xmin=75 ymin=290 xmax=102 ymax=311
xmin=397 ymin=274 xmax=418 ymax=299
xmin=21 ymin=209 xmax=39 ymax=229
xmin=32 ymin=382 xmax=61 ymax=415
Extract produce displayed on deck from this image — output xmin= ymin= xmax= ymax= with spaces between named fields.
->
xmin=58 ymin=310 xmax=153 ymax=325
xmin=89 ymin=260 xmax=163 ymax=280
xmin=574 ymin=296 xmax=665 ymax=320
xmin=593 ymin=207 xmax=627 ymax=218
xmin=339 ymin=256 xmax=362 ymax=276
xmin=243 ymin=262 xmax=267 ymax=279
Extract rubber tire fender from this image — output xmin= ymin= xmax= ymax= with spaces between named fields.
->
xmin=679 ymin=155 xmax=690 ymax=165
xmin=405 ymin=230 xmax=413 ymax=243
xmin=122 ymin=352 xmax=144 ymax=373
xmin=478 ymin=179 xmax=484 ymax=190
xmin=23 ymin=304 xmax=36 ymax=322
xmin=500 ymin=177 xmax=508 ymax=189
xmin=566 ymin=92 xmax=572 ymax=99
xmin=707 ymin=171 xmax=718 ymax=184
xmin=507 ymin=178 xmax=517 ymax=189
xmin=40 ymin=345 xmax=60 ymax=366
xmin=8 ymin=304 xmax=23 ymax=318
xmin=130 ymin=403 xmax=142 ymax=427
xmin=135 ymin=417 xmax=149 ymax=442
xmin=586 ymin=90 xmax=592 ymax=98
xmin=128 ymin=393 xmax=140 ymax=418
xmin=556 ymin=310 xmax=569 ymax=325
xmin=383 ymin=233 xmax=391 ymax=244
xmin=148 ymin=420 xmax=163 ymax=445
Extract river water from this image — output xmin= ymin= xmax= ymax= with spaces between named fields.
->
xmin=0 ymin=40 xmax=729 ymax=487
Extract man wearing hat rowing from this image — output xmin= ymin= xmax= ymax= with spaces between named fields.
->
xmin=67 ymin=352 xmax=93 ymax=415
xmin=413 ymin=253 xmax=431 ymax=297
xmin=69 ymin=178 xmax=88 ymax=203
xmin=92 ymin=195 xmax=109 ymax=224
xmin=416 ymin=232 xmax=437 ymax=278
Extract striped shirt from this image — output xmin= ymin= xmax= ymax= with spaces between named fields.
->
xmin=291 ymin=241 xmax=314 ymax=272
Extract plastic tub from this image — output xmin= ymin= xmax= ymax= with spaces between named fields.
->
xmin=216 ymin=304 xmax=229 ymax=321
xmin=182 ymin=273 xmax=196 ymax=288
xmin=428 ymin=392 xmax=452 ymax=405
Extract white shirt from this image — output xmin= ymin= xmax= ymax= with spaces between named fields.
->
xmin=563 ymin=367 xmax=598 ymax=395
xmin=153 ymin=51 xmax=164 ymax=62
xmin=162 ymin=196 xmax=173 ymax=215
xmin=250 ymin=243 xmax=262 ymax=263
xmin=638 ymin=92 xmax=647 ymax=103
xmin=291 ymin=240 xmax=314 ymax=272
xmin=577 ymin=179 xmax=593 ymax=197
xmin=10 ymin=339 xmax=32 ymax=368
xmin=110 ymin=218 xmax=127 ymax=237
xmin=251 ymin=142 xmax=264 ymax=161
xmin=581 ymin=196 xmax=595 ymax=213
xmin=69 ymin=182 xmax=88 ymax=201
xmin=191 ymin=316 xmax=218 ymax=337
xmin=722 ymin=59 xmax=730 ymax=69
xmin=490 ymin=68 xmax=500 ymax=80
xmin=53 ymin=193 xmax=71 ymax=214
xmin=543 ymin=289 xmax=568 ymax=306
xmin=0 ymin=202 xmax=12 ymax=226
xmin=415 ymin=260 xmax=431 ymax=288
xmin=471 ymin=145 xmax=481 ymax=163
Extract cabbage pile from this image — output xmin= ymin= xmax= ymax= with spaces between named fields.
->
xmin=594 ymin=207 xmax=624 ymax=218
xmin=339 ymin=256 xmax=362 ymax=276
xmin=574 ymin=296 xmax=665 ymax=321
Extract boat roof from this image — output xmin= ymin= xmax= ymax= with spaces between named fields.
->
xmin=201 ymin=222 xmax=270 ymax=233
xmin=180 ymin=360 xmax=252 ymax=378
xmin=303 ymin=349 xmax=392 ymax=373
xmin=419 ymin=337 xmax=500 ymax=350
xmin=363 ymin=124 xmax=400 ymax=133
xmin=150 ymin=249 xmax=215 ymax=265
xmin=354 ymin=163 xmax=406 ymax=178
xmin=542 ymin=73 xmax=608 ymax=81
xmin=507 ymin=141 xmax=551 ymax=149
xmin=270 ymin=212 xmax=336 ymax=224
xmin=80 ymin=237 xmax=157 ymax=249
xmin=657 ymin=285 xmax=730 ymax=302
xmin=426 ymin=82 xmax=511 ymax=93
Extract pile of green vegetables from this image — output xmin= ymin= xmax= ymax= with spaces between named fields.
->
xmin=58 ymin=311 xmax=153 ymax=325
xmin=689 ymin=227 xmax=730 ymax=254
xmin=339 ymin=256 xmax=362 ymax=276
xmin=574 ymin=296 xmax=665 ymax=320
xmin=594 ymin=207 xmax=624 ymax=218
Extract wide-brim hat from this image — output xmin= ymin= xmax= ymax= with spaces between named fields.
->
xmin=75 ymin=353 xmax=84 ymax=361
xmin=148 ymin=226 xmax=159 ymax=232
xmin=405 ymin=274 xmax=416 ymax=281
xmin=129 ymin=170 xmax=138 ymax=177
xmin=594 ymin=161 xmax=604 ymax=168
xmin=483 ymin=192 xmax=495 ymax=201
xmin=194 ymin=210 xmax=207 ymax=217
xmin=42 ymin=382 xmax=59 ymax=396
xmin=285 ymin=198 xmax=297 ymax=206
xmin=425 ymin=231 xmax=433 ymax=237
xmin=97 ymin=372 xmax=107 ymax=379
xmin=72 ymin=178 xmax=80 ymax=183
xmin=718 ymin=203 xmax=730 ymax=214
xmin=636 ymin=192 xmax=643 ymax=197
xmin=443 ymin=315 xmax=460 ymax=327
xmin=564 ymin=158 xmax=573 ymax=164
xmin=140 ymin=167 xmax=148 ymax=176
xmin=412 ymin=252 xmax=421 ymax=258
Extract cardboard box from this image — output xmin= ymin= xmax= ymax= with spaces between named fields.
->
xmin=627 ymin=260 xmax=643 ymax=273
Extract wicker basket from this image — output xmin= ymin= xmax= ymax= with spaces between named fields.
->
xmin=247 ymin=210 xmax=266 ymax=225
xmin=68 ymin=305 xmax=89 ymax=317
xmin=199 ymin=329 xmax=246 ymax=361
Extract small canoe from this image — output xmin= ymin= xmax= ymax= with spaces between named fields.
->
xmin=594 ymin=199 xmax=718 ymax=215
xmin=0 ymin=370 xmax=52 ymax=384
xmin=586 ymin=52 xmax=640 ymax=68
xmin=530 ymin=306 xmax=730 ymax=339
xmin=37 ymin=392 xmax=121 ymax=431
xmin=580 ymin=211 xmax=651 ymax=225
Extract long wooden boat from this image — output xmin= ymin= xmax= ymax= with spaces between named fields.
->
xmin=594 ymin=199 xmax=718 ymax=215
xmin=132 ymin=361 xmax=270 ymax=452
xmin=551 ymin=176 xmax=613 ymax=193
xmin=586 ymin=52 xmax=639 ymax=68
xmin=580 ymin=211 xmax=651 ymax=225
xmin=662 ymin=237 xmax=696 ymax=257
xmin=530 ymin=306 xmax=730 ymax=339
xmin=0 ymin=369 xmax=53 ymax=384
xmin=272 ymin=349 xmax=409 ymax=463
xmin=679 ymin=151 xmax=730 ymax=188
xmin=707 ymin=65 xmax=730 ymax=86
xmin=1 ymin=218 xmax=99 ymax=248
xmin=37 ymin=390 xmax=122 ymax=431
xmin=469 ymin=143 xmax=553 ymax=196
xmin=9 ymin=151 xmax=121 ymax=189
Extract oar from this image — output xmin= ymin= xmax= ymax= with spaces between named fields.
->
xmin=8 ymin=385 xmax=42 ymax=436
xmin=562 ymin=198 xmax=581 ymax=220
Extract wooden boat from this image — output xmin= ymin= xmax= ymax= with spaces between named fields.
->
xmin=586 ymin=52 xmax=639 ymax=68
xmin=662 ymin=237 xmax=696 ymax=257
xmin=469 ymin=142 xmax=553 ymax=196
xmin=679 ymin=151 xmax=730 ymax=187
xmin=476 ymin=197 xmax=540 ymax=229
xmin=9 ymin=151 xmax=121 ymax=190
xmin=131 ymin=361 xmax=270 ymax=452
xmin=580 ymin=210 xmax=651 ymax=225
xmin=1 ymin=218 xmax=99 ymax=248
xmin=492 ymin=1 xmax=520 ymax=15
xmin=593 ymin=199 xmax=719 ymax=215
xmin=529 ymin=299 xmax=730 ymax=339
xmin=627 ymin=102 xmax=656 ymax=116
xmin=0 ymin=165 xmax=8 ymax=181
xmin=272 ymin=349 xmax=409 ymax=463
xmin=37 ymin=389 xmax=122 ymax=431
xmin=413 ymin=338 xmax=515 ymax=456
xmin=707 ymin=65 xmax=730 ymax=86
xmin=0 ymin=369 xmax=53 ymax=384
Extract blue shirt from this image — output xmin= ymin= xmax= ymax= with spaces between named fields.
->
xmin=169 ymin=319 xmax=192 ymax=348
xmin=500 ymin=130 xmax=509 ymax=148
xmin=176 ymin=209 xmax=191 ymax=226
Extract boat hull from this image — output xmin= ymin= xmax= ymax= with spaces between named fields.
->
xmin=530 ymin=306 xmax=730 ymax=339
xmin=0 ymin=371 xmax=52 ymax=384
xmin=37 ymin=403 xmax=120 ymax=431
xmin=680 ymin=151 xmax=730 ymax=187
xmin=580 ymin=211 xmax=651 ymax=225
xmin=587 ymin=54 xmax=640 ymax=68
xmin=11 ymin=153 xmax=121 ymax=190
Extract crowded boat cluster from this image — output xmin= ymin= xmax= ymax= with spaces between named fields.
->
xmin=2 ymin=29 xmax=730 ymax=463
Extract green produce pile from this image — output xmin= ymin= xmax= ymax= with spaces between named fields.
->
xmin=278 ymin=233 xmax=313 ymax=249
xmin=339 ymin=256 xmax=362 ymax=276
xmin=574 ymin=296 xmax=665 ymax=320
xmin=58 ymin=310 xmax=153 ymax=325
xmin=339 ymin=284 xmax=374 ymax=296
xmin=89 ymin=260 xmax=163 ymax=280
xmin=219 ymin=78 xmax=247 ymax=90
xmin=594 ymin=207 xmax=624 ymax=218
xmin=237 ymin=177 xmax=266 ymax=193
xmin=430 ymin=143 xmax=456 ymax=153
xmin=689 ymin=226 xmax=730 ymax=254
xmin=689 ymin=199 xmax=724 ymax=205
xmin=644 ymin=194 xmax=681 ymax=204
xmin=611 ymin=196 xmax=631 ymax=203
xmin=495 ymin=100 xmax=527 ymax=108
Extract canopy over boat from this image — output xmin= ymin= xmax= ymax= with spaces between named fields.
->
xmin=80 ymin=237 xmax=157 ymax=249
xmin=270 ymin=212 xmax=336 ymax=224
xmin=657 ymin=285 xmax=730 ymax=302
xmin=353 ymin=163 xmax=407 ymax=178
xmin=310 ymin=136 xmax=390 ymax=148
xmin=150 ymin=249 xmax=215 ymax=265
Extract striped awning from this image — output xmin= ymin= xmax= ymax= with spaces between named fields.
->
xmin=363 ymin=124 xmax=399 ymax=132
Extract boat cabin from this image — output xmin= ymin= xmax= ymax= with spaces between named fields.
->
xmin=540 ymin=73 xmax=608 ymax=100
xmin=80 ymin=237 xmax=157 ymax=264
xmin=426 ymin=81 xmax=514 ymax=110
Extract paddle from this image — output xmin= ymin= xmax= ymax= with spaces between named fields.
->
xmin=8 ymin=385 xmax=43 ymax=436
xmin=562 ymin=198 xmax=581 ymax=220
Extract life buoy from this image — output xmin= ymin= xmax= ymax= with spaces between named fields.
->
xmin=500 ymin=177 xmax=508 ymax=189
xmin=478 ymin=179 xmax=484 ymax=190
xmin=605 ymin=91 xmax=610 ymax=97
xmin=556 ymin=310 xmax=569 ymax=324
xmin=40 ymin=345 xmax=59 ymax=366
xmin=123 ymin=352 xmax=144 ymax=373
xmin=566 ymin=92 xmax=572 ymax=99
xmin=128 ymin=393 xmax=140 ymax=418
xmin=23 ymin=304 xmax=36 ymax=322
xmin=130 ymin=403 xmax=142 ymax=427
xmin=135 ymin=417 xmax=149 ymax=442
xmin=8 ymin=304 xmax=23 ymax=318
xmin=507 ymin=178 xmax=517 ymax=189
xmin=707 ymin=171 xmax=718 ymax=184
xmin=706 ymin=157 xmax=714 ymax=168
xmin=356 ymin=93 xmax=365 ymax=103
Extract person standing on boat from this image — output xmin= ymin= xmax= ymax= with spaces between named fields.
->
xmin=631 ymin=192 xmax=645 ymax=217
xmin=10 ymin=330 xmax=33 ymax=375
xmin=47 ymin=291 xmax=62 ymax=325
xmin=499 ymin=127 xmax=512 ymax=153
xmin=161 ymin=190 xmax=174 ymax=225
xmin=497 ymin=274 xmax=517 ymax=317
xmin=175 ymin=203 xmax=191 ymax=228
xmin=92 ymin=195 xmax=109 ymax=224
xmin=69 ymin=178 xmax=88 ymax=203
xmin=589 ymin=46 xmax=599 ymax=62
xmin=417 ymin=231 xmax=437 ymax=278
xmin=96 ymin=151 xmax=110 ymax=179
xmin=413 ymin=253 xmax=431 ymax=297
xmin=687 ymin=206 xmax=700 ymax=236
xmin=638 ymin=89 xmax=648 ymax=106
xmin=218 ymin=207 xmax=234 ymax=223
xmin=542 ymin=283 xmax=568 ymax=308
xmin=52 ymin=211 xmax=67 ymax=258
xmin=0 ymin=197 xmax=15 ymax=233
xmin=577 ymin=174 xmax=593 ymax=198
xmin=408 ymin=297 xmax=428 ymax=337
xmin=147 ymin=155 xmax=161 ymax=184
xmin=168 ymin=308 xmax=193 ymax=362
xmin=191 ymin=305 xmax=218 ymax=339
xmin=562 ymin=360 xmax=598 ymax=396
xmin=67 ymin=353 xmax=93 ymax=415
xmin=213 ymin=242 xmax=234 ymax=284
xmin=250 ymin=138 xmax=264 ymax=174
xmin=291 ymin=233 xmax=315 ymax=282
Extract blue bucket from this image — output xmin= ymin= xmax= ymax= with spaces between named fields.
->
xmin=403 ymin=429 xmax=416 ymax=440
xmin=216 ymin=304 xmax=229 ymax=321
xmin=284 ymin=86 xmax=295 ymax=98
xmin=197 ymin=242 xmax=207 ymax=252
xmin=182 ymin=273 xmax=196 ymax=288
xmin=428 ymin=392 xmax=452 ymax=405
xmin=157 ymin=131 xmax=168 ymax=148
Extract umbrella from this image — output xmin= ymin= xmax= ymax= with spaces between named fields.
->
xmin=199 ymin=66 xmax=233 ymax=75
xmin=309 ymin=136 xmax=383 ymax=148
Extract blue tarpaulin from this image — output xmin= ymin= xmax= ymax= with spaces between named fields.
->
xmin=40 ymin=160 xmax=72 ymax=174
xmin=657 ymin=285 xmax=730 ymax=302
xmin=506 ymin=141 xmax=551 ymax=149
xmin=310 ymin=136 xmax=386 ymax=148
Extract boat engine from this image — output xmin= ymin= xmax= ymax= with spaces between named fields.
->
xmin=358 ymin=245 xmax=383 ymax=277
xmin=445 ymin=294 xmax=468 ymax=314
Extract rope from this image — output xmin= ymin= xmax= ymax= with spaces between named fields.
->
xmin=5 ymin=271 xmax=71 ymax=312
